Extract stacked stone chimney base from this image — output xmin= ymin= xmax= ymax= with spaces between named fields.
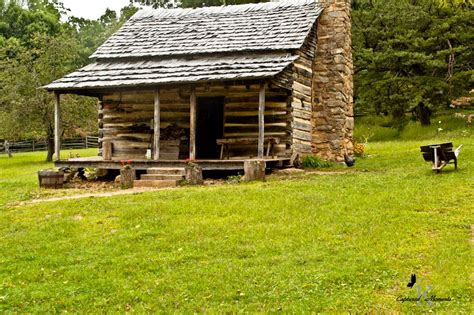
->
xmin=312 ymin=0 xmax=354 ymax=162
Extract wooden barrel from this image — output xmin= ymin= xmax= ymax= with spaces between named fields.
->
xmin=38 ymin=170 xmax=64 ymax=189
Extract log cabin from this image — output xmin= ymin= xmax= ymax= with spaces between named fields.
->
xmin=44 ymin=0 xmax=354 ymax=184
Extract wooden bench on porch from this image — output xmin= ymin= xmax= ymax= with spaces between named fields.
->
xmin=217 ymin=137 xmax=280 ymax=160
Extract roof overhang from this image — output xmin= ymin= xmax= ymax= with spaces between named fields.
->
xmin=44 ymin=53 xmax=298 ymax=93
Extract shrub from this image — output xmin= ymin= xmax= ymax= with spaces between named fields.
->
xmin=302 ymin=155 xmax=334 ymax=169
xmin=83 ymin=168 xmax=98 ymax=181
xmin=353 ymin=142 xmax=366 ymax=157
xmin=226 ymin=174 xmax=243 ymax=184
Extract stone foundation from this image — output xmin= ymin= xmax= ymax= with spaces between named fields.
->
xmin=312 ymin=0 xmax=354 ymax=162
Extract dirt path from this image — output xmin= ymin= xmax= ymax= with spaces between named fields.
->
xmin=14 ymin=169 xmax=353 ymax=207
xmin=16 ymin=187 xmax=172 ymax=206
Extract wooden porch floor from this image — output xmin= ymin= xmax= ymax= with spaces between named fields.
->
xmin=55 ymin=157 xmax=291 ymax=171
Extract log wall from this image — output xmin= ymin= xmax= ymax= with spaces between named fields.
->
xmin=101 ymin=89 xmax=186 ymax=159
xmin=100 ymin=82 xmax=291 ymax=159
xmin=289 ymin=23 xmax=317 ymax=155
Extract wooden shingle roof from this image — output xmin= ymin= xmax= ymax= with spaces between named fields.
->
xmin=45 ymin=53 xmax=298 ymax=90
xmin=45 ymin=0 xmax=323 ymax=91
xmin=92 ymin=0 xmax=322 ymax=59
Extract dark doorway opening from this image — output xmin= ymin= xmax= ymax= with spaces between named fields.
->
xmin=196 ymin=97 xmax=224 ymax=159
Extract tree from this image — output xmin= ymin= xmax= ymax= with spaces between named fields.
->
xmin=0 ymin=0 xmax=94 ymax=161
xmin=0 ymin=32 xmax=97 ymax=161
xmin=0 ymin=0 xmax=137 ymax=161
xmin=352 ymin=0 xmax=473 ymax=126
xmin=67 ymin=5 xmax=137 ymax=66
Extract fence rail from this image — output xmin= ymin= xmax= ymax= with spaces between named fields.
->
xmin=0 ymin=136 xmax=99 ymax=154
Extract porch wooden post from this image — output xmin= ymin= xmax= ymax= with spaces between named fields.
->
xmin=258 ymin=83 xmax=266 ymax=158
xmin=54 ymin=92 xmax=61 ymax=161
xmin=153 ymin=89 xmax=160 ymax=160
xmin=190 ymin=87 xmax=197 ymax=160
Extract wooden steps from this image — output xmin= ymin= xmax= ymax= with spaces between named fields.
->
xmin=133 ymin=167 xmax=185 ymax=188
xmin=140 ymin=174 xmax=184 ymax=181
xmin=133 ymin=179 xmax=179 ymax=188
xmin=147 ymin=167 xmax=186 ymax=175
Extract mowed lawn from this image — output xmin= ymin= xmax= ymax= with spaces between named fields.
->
xmin=0 ymin=149 xmax=99 ymax=208
xmin=0 ymin=139 xmax=472 ymax=312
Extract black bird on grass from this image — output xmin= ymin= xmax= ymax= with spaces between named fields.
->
xmin=407 ymin=274 xmax=417 ymax=288
xmin=344 ymin=154 xmax=355 ymax=167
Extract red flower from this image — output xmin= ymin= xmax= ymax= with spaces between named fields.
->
xmin=127 ymin=160 xmax=132 ymax=165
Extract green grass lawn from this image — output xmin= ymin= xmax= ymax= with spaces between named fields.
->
xmin=0 ymin=137 xmax=472 ymax=312
xmin=0 ymin=149 xmax=101 ymax=208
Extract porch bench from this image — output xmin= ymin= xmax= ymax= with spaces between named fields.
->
xmin=216 ymin=137 xmax=280 ymax=160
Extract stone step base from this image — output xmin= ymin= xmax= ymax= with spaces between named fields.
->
xmin=141 ymin=174 xmax=184 ymax=181
xmin=147 ymin=167 xmax=185 ymax=175
xmin=133 ymin=180 xmax=179 ymax=188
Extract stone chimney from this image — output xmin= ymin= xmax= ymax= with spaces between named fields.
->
xmin=312 ymin=0 xmax=354 ymax=162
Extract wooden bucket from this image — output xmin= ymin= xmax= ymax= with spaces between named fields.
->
xmin=38 ymin=170 xmax=64 ymax=189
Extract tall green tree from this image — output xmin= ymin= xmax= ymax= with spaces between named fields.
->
xmin=0 ymin=32 xmax=97 ymax=161
xmin=67 ymin=5 xmax=138 ymax=65
xmin=353 ymin=0 xmax=473 ymax=125
xmin=0 ymin=0 xmax=137 ymax=161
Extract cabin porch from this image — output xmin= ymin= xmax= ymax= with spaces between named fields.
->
xmin=55 ymin=156 xmax=290 ymax=171
xmin=51 ymin=80 xmax=296 ymax=175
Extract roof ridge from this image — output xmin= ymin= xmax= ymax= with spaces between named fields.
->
xmin=133 ymin=0 xmax=318 ymax=19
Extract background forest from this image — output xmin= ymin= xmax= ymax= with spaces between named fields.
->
xmin=0 ymin=0 xmax=472 ymax=160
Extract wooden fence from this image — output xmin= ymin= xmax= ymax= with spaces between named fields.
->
xmin=0 ymin=136 xmax=99 ymax=154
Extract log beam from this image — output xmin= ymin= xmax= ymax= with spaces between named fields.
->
xmin=153 ymin=89 xmax=160 ymax=160
xmin=190 ymin=87 xmax=197 ymax=160
xmin=258 ymin=83 xmax=266 ymax=158
xmin=54 ymin=92 xmax=61 ymax=161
